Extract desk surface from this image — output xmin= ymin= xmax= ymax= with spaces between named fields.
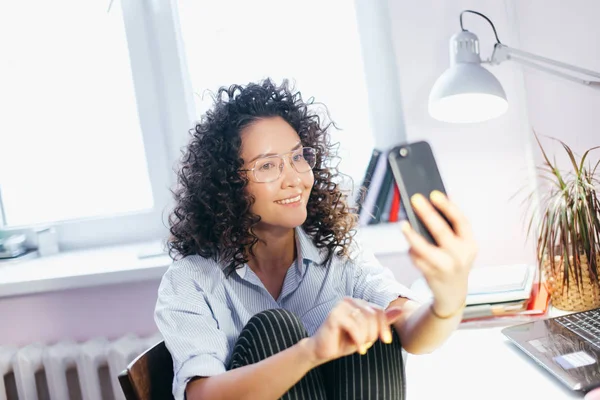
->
xmin=406 ymin=325 xmax=584 ymax=399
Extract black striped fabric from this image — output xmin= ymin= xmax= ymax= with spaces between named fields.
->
xmin=229 ymin=309 xmax=405 ymax=400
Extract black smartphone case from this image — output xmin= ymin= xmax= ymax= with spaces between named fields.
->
xmin=388 ymin=141 xmax=448 ymax=245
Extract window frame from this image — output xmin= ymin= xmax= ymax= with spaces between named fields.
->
xmin=0 ymin=0 xmax=195 ymax=251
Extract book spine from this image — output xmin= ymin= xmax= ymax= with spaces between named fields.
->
xmin=388 ymin=184 xmax=401 ymax=223
xmin=358 ymin=150 xmax=389 ymax=226
xmin=380 ymin=179 xmax=396 ymax=223
xmin=370 ymin=164 xmax=394 ymax=224
xmin=355 ymin=148 xmax=382 ymax=214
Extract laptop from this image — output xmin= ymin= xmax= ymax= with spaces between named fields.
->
xmin=502 ymin=307 xmax=600 ymax=392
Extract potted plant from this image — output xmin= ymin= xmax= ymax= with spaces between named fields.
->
xmin=525 ymin=134 xmax=600 ymax=311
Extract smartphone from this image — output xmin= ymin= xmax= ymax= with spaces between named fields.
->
xmin=387 ymin=141 xmax=450 ymax=245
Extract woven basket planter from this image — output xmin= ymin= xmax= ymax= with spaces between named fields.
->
xmin=542 ymin=254 xmax=600 ymax=311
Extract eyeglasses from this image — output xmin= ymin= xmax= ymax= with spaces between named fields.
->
xmin=240 ymin=147 xmax=317 ymax=183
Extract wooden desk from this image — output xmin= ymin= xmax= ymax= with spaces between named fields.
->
xmin=405 ymin=325 xmax=584 ymax=399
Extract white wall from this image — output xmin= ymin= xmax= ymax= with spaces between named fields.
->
xmin=512 ymin=0 xmax=600 ymax=168
xmin=353 ymin=0 xmax=407 ymax=150
xmin=386 ymin=0 xmax=539 ymax=269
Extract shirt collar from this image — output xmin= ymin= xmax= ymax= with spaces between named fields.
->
xmin=235 ymin=264 xmax=248 ymax=279
xmin=295 ymin=227 xmax=325 ymax=271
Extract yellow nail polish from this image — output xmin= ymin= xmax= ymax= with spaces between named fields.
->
xmin=411 ymin=194 xmax=425 ymax=206
xmin=359 ymin=345 xmax=367 ymax=355
xmin=430 ymin=190 xmax=444 ymax=202
xmin=400 ymin=221 xmax=410 ymax=233
xmin=384 ymin=331 xmax=392 ymax=344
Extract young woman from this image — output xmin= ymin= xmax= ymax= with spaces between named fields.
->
xmin=155 ymin=79 xmax=478 ymax=400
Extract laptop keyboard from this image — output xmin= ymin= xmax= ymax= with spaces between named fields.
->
xmin=556 ymin=309 xmax=600 ymax=348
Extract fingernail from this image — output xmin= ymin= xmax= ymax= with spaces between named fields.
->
xmin=359 ymin=346 xmax=367 ymax=355
xmin=400 ymin=221 xmax=410 ymax=233
xmin=430 ymin=190 xmax=444 ymax=202
xmin=411 ymin=194 xmax=426 ymax=207
xmin=384 ymin=331 xmax=392 ymax=344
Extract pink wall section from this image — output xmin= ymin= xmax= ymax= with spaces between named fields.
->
xmin=0 ymin=280 xmax=161 ymax=347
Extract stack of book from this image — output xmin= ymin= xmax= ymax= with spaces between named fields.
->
xmin=356 ymin=148 xmax=406 ymax=226
xmin=410 ymin=264 xmax=550 ymax=323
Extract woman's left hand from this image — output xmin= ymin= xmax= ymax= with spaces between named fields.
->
xmin=400 ymin=190 xmax=478 ymax=317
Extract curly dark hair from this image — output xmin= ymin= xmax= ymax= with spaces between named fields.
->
xmin=168 ymin=78 xmax=357 ymax=274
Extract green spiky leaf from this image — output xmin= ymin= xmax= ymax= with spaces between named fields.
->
xmin=519 ymin=132 xmax=600 ymax=297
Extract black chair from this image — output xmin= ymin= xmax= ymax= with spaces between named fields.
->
xmin=118 ymin=340 xmax=175 ymax=400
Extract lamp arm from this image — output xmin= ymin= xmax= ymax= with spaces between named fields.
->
xmin=489 ymin=43 xmax=600 ymax=86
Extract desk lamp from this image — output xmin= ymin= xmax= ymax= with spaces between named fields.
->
xmin=429 ymin=10 xmax=600 ymax=123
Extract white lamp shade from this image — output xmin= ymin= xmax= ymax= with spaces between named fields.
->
xmin=429 ymin=63 xmax=508 ymax=123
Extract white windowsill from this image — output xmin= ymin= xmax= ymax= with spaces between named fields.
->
xmin=0 ymin=241 xmax=171 ymax=298
xmin=0 ymin=223 xmax=408 ymax=298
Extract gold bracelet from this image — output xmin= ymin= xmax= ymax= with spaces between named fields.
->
xmin=429 ymin=301 xmax=466 ymax=320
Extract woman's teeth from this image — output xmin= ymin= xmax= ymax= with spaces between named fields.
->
xmin=276 ymin=195 xmax=301 ymax=205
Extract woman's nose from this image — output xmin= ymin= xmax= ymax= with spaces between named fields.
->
xmin=280 ymin=158 xmax=301 ymax=186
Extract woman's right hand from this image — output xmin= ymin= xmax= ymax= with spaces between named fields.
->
xmin=305 ymin=297 xmax=404 ymax=365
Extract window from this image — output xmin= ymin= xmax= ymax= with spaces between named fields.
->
xmin=176 ymin=0 xmax=375 ymax=193
xmin=0 ymin=1 xmax=174 ymax=249
xmin=0 ymin=1 xmax=394 ymax=252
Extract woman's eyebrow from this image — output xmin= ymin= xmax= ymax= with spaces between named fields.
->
xmin=248 ymin=142 xmax=302 ymax=163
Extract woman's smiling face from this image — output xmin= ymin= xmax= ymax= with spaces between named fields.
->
xmin=240 ymin=116 xmax=314 ymax=231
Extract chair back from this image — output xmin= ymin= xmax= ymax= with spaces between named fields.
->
xmin=118 ymin=340 xmax=175 ymax=400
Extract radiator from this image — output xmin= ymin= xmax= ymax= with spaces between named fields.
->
xmin=0 ymin=332 xmax=163 ymax=400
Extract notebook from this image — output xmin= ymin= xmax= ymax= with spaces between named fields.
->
xmin=502 ymin=307 xmax=600 ymax=392
xmin=410 ymin=264 xmax=535 ymax=306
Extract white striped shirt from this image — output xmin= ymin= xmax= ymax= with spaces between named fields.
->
xmin=155 ymin=227 xmax=413 ymax=400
